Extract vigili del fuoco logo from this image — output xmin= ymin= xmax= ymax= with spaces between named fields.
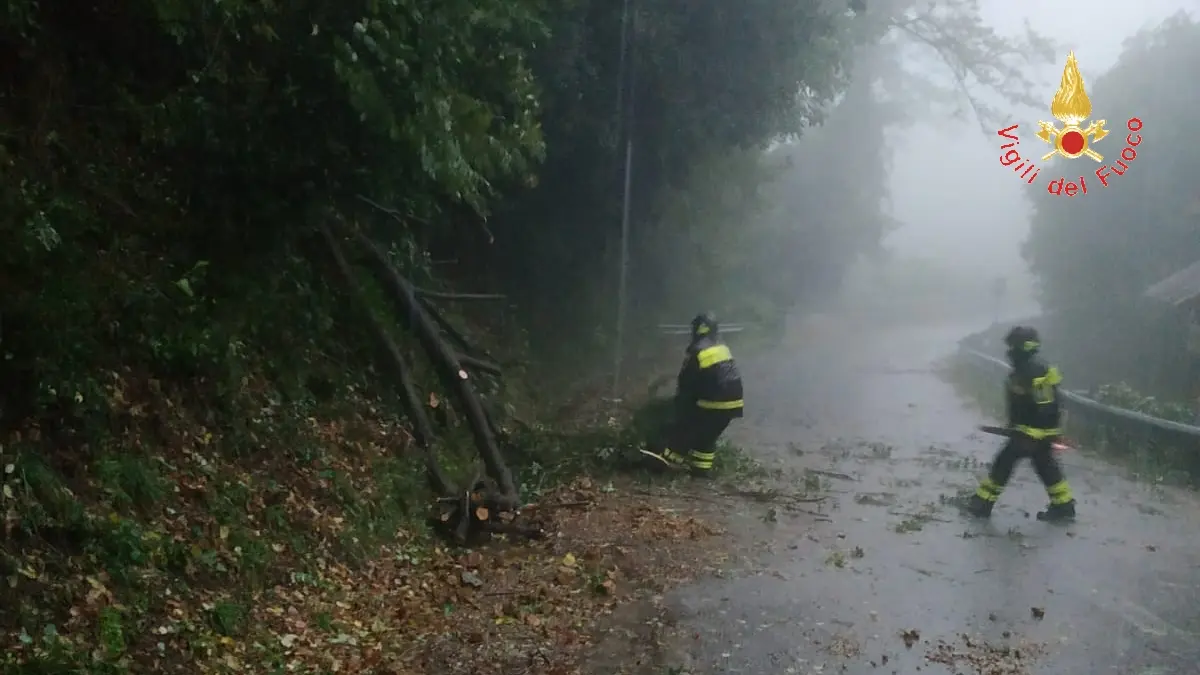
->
xmin=995 ymin=52 xmax=1143 ymax=197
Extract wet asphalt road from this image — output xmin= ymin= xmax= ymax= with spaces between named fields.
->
xmin=657 ymin=315 xmax=1200 ymax=675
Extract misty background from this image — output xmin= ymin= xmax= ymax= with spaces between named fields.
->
xmin=7 ymin=3 xmax=1200 ymax=668
xmin=6 ymin=0 xmax=1200 ymax=496
xmin=869 ymin=0 xmax=1194 ymax=321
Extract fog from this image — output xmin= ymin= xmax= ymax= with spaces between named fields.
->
xmin=829 ymin=0 xmax=1195 ymax=326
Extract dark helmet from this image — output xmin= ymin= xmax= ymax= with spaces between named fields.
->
xmin=691 ymin=312 xmax=719 ymax=340
xmin=1004 ymin=325 xmax=1040 ymax=356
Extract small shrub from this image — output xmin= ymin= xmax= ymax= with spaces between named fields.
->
xmin=94 ymin=454 xmax=167 ymax=511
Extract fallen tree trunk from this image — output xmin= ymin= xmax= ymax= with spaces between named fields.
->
xmin=418 ymin=295 xmax=493 ymax=359
xmin=347 ymin=227 xmax=519 ymax=511
xmin=457 ymin=353 xmax=501 ymax=376
xmin=417 ymin=289 xmax=506 ymax=301
xmin=316 ymin=222 xmax=454 ymax=496
xmin=318 ymin=226 xmax=451 ymax=493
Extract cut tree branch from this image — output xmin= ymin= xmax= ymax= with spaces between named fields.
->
xmin=316 ymin=222 xmax=453 ymax=497
xmin=457 ymin=353 xmax=501 ymax=376
xmin=346 ymin=226 xmax=519 ymax=510
xmin=416 ymin=288 xmax=507 ymax=301
xmin=355 ymin=194 xmax=429 ymax=226
xmin=418 ymin=295 xmax=494 ymax=359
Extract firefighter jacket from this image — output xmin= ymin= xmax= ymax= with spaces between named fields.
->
xmin=1006 ymin=355 xmax=1062 ymax=438
xmin=676 ymin=336 xmax=744 ymax=417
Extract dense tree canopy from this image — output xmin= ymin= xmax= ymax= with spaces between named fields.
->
xmin=480 ymin=0 xmax=860 ymax=341
xmin=1025 ymin=12 xmax=1200 ymax=314
xmin=1 ymin=0 xmax=551 ymax=424
xmin=1022 ymin=12 xmax=1200 ymax=395
xmin=618 ymin=0 xmax=1053 ymax=325
xmin=0 ymin=0 xmax=1059 ymax=429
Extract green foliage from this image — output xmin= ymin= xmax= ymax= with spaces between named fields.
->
xmin=489 ymin=0 xmax=859 ymax=347
xmin=94 ymin=455 xmax=167 ymax=512
xmin=636 ymin=150 xmax=776 ymax=320
xmin=1090 ymin=382 xmax=1194 ymax=423
xmin=1026 ymin=13 xmax=1200 ymax=315
xmin=1022 ymin=13 xmax=1200 ymax=398
xmin=0 ymin=0 xmax=547 ymax=437
xmin=615 ymin=0 xmax=1054 ymax=328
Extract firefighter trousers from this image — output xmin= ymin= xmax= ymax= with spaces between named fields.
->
xmin=975 ymin=436 xmax=1073 ymax=505
xmin=661 ymin=408 xmax=735 ymax=472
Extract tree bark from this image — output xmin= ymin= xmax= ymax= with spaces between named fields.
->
xmin=346 ymin=227 xmax=520 ymax=510
xmin=417 ymin=289 xmax=506 ymax=301
xmin=316 ymin=222 xmax=454 ymax=497
xmin=457 ymin=353 xmax=501 ymax=375
xmin=419 ymin=295 xmax=493 ymax=359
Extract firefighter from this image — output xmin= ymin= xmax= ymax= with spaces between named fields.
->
xmin=648 ymin=313 xmax=744 ymax=473
xmin=967 ymin=326 xmax=1077 ymax=521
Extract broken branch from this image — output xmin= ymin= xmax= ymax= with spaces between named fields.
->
xmin=346 ymin=226 xmax=519 ymax=510
xmin=416 ymin=289 xmax=507 ymax=301
xmin=418 ymin=295 xmax=494 ymax=359
xmin=316 ymin=222 xmax=453 ymax=497
xmin=355 ymin=194 xmax=429 ymax=225
xmin=457 ymin=353 xmax=501 ymax=376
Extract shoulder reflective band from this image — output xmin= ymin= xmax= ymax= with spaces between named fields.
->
xmin=697 ymin=399 xmax=743 ymax=410
xmin=697 ymin=344 xmax=732 ymax=369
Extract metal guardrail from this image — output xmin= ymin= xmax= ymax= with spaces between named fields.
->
xmin=656 ymin=322 xmax=748 ymax=335
xmin=956 ymin=343 xmax=1200 ymax=440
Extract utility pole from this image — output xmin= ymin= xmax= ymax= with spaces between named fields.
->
xmin=611 ymin=0 xmax=636 ymax=397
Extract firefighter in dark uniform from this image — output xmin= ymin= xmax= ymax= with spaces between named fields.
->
xmin=650 ymin=313 xmax=744 ymax=473
xmin=967 ymin=326 xmax=1077 ymax=521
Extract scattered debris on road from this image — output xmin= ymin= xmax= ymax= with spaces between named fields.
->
xmin=926 ymin=633 xmax=1047 ymax=675
xmin=827 ymin=633 xmax=862 ymax=658
xmin=807 ymin=468 xmax=858 ymax=482
xmin=853 ymin=491 xmax=897 ymax=506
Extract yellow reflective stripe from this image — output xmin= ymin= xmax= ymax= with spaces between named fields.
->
xmin=1047 ymin=480 xmax=1073 ymax=504
xmin=690 ymin=460 xmax=713 ymax=470
xmin=1038 ymin=366 xmax=1062 ymax=386
xmin=697 ymin=398 xmax=743 ymax=410
xmin=696 ymin=345 xmax=732 ymax=368
xmin=1016 ymin=425 xmax=1062 ymax=439
xmin=977 ymin=477 xmax=1003 ymax=500
xmin=975 ymin=486 xmax=998 ymax=502
xmin=1031 ymin=366 xmax=1061 ymax=404
xmin=689 ymin=451 xmax=715 ymax=461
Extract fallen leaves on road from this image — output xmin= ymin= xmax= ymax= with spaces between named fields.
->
xmin=926 ymin=633 xmax=1047 ymax=675
xmin=826 ymin=633 xmax=861 ymax=658
xmin=227 ymin=478 xmax=724 ymax=675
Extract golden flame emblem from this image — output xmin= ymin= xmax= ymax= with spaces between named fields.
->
xmin=1036 ymin=52 xmax=1108 ymax=162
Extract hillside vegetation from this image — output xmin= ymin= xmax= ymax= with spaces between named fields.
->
xmin=1 ymin=0 xmax=1057 ymax=672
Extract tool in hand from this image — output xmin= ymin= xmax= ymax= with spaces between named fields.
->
xmin=979 ymin=425 xmax=1074 ymax=452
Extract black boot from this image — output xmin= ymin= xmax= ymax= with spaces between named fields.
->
xmin=1037 ymin=500 xmax=1076 ymax=522
xmin=965 ymin=494 xmax=994 ymax=518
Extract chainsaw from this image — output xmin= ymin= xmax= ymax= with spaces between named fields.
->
xmin=978 ymin=425 xmax=1073 ymax=452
